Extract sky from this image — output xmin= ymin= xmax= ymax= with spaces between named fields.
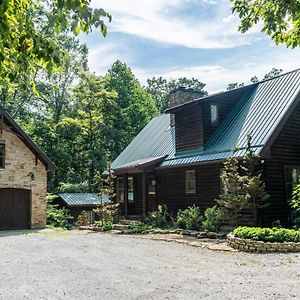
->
xmin=79 ymin=0 xmax=300 ymax=93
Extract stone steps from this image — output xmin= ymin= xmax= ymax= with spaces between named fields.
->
xmin=113 ymin=224 xmax=131 ymax=231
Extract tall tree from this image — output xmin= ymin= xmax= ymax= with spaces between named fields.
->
xmin=146 ymin=77 xmax=208 ymax=113
xmin=104 ymin=61 xmax=159 ymax=156
xmin=231 ymin=0 xmax=300 ymax=48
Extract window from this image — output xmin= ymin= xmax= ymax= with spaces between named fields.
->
xmin=285 ymin=166 xmax=300 ymax=201
xmin=185 ymin=170 xmax=196 ymax=194
xmin=128 ymin=176 xmax=134 ymax=203
xmin=117 ymin=177 xmax=124 ymax=203
xmin=87 ymin=211 xmax=95 ymax=225
xmin=0 ymin=143 xmax=5 ymax=168
xmin=210 ymin=104 xmax=219 ymax=127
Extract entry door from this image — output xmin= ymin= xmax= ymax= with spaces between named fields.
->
xmin=147 ymin=176 xmax=157 ymax=213
xmin=0 ymin=189 xmax=30 ymax=230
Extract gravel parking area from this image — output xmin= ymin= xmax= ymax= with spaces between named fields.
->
xmin=0 ymin=229 xmax=299 ymax=300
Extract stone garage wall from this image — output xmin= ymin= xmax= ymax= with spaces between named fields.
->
xmin=227 ymin=233 xmax=300 ymax=253
xmin=0 ymin=126 xmax=47 ymax=228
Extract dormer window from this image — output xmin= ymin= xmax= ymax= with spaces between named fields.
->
xmin=0 ymin=143 xmax=5 ymax=168
xmin=210 ymin=104 xmax=219 ymax=127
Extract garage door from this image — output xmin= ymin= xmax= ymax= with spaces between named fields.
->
xmin=0 ymin=189 xmax=30 ymax=230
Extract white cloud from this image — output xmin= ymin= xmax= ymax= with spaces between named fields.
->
xmin=91 ymin=0 xmax=259 ymax=49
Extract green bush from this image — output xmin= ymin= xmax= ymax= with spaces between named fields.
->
xmin=46 ymin=195 xmax=73 ymax=229
xmin=176 ymin=205 xmax=203 ymax=230
xmin=57 ymin=182 xmax=90 ymax=193
xmin=129 ymin=223 xmax=154 ymax=234
xmin=292 ymin=217 xmax=300 ymax=230
xmin=233 ymin=226 xmax=300 ymax=243
xmin=202 ymin=206 xmax=221 ymax=233
xmin=150 ymin=205 xmax=170 ymax=228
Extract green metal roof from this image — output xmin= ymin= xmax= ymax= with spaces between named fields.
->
xmin=112 ymin=69 xmax=300 ymax=169
xmin=111 ymin=114 xmax=175 ymax=170
xmin=59 ymin=193 xmax=109 ymax=207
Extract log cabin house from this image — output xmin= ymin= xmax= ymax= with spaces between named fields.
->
xmin=112 ymin=69 xmax=300 ymax=225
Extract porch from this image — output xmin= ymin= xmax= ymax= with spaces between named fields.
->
xmin=114 ymin=156 xmax=165 ymax=217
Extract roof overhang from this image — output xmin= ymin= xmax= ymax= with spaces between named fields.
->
xmin=0 ymin=109 xmax=56 ymax=171
xmin=113 ymin=156 xmax=167 ymax=174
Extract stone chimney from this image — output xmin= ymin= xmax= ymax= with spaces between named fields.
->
xmin=169 ymin=87 xmax=201 ymax=127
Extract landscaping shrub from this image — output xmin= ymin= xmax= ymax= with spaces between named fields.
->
xmin=292 ymin=217 xmax=300 ymax=230
xmin=150 ymin=205 xmax=170 ymax=228
xmin=176 ymin=205 xmax=203 ymax=230
xmin=76 ymin=211 xmax=90 ymax=227
xmin=233 ymin=226 xmax=300 ymax=243
xmin=46 ymin=194 xmax=73 ymax=229
xmin=202 ymin=206 xmax=221 ymax=232
xmin=129 ymin=223 xmax=154 ymax=234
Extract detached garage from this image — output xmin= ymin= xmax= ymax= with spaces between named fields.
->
xmin=0 ymin=109 xmax=56 ymax=230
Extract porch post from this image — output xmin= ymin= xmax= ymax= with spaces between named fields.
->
xmin=124 ymin=173 xmax=128 ymax=217
xmin=142 ymin=171 xmax=147 ymax=217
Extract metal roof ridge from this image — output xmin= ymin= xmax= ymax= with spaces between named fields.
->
xmin=165 ymin=68 xmax=300 ymax=113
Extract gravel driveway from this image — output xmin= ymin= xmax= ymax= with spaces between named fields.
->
xmin=0 ymin=229 xmax=299 ymax=300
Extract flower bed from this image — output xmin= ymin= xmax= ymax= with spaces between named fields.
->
xmin=228 ymin=226 xmax=300 ymax=253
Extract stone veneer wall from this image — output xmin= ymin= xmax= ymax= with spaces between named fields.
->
xmin=227 ymin=233 xmax=300 ymax=253
xmin=0 ymin=126 xmax=47 ymax=228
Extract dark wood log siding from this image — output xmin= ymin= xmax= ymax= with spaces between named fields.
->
xmin=202 ymin=98 xmax=242 ymax=145
xmin=175 ymin=105 xmax=203 ymax=152
xmin=128 ymin=174 xmax=144 ymax=215
xmin=263 ymin=101 xmax=300 ymax=225
xmin=156 ymin=164 xmax=222 ymax=215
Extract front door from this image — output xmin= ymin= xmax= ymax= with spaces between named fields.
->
xmin=147 ymin=175 xmax=156 ymax=213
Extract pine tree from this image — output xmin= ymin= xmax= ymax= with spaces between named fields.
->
xmin=216 ymin=155 xmax=250 ymax=227
xmin=242 ymin=135 xmax=270 ymax=226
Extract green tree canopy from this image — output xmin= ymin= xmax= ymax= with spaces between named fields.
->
xmin=231 ymin=0 xmax=300 ymax=48
xmin=146 ymin=77 xmax=208 ymax=113
xmin=0 ymin=0 xmax=110 ymax=89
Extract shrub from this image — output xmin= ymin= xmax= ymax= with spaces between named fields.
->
xmin=150 ymin=205 xmax=170 ymax=228
xmin=57 ymin=182 xmax=90 ymax=193
xmin=293 ymin=217 xmax=300 ymax=230
xmin=76 ymin=211 xmax=90 ymax=227
xmin=46 ymin=194 xmax=73 ymax=229
xmin=233 ymin=226 xmax=300 ymax=243
xmin=176 ymin=205 xmax=203 ymax=230
xmin=202 ymin=206 xmax=221 ymax=232
xmin=129 ymin=223 xmax=154 ymax=234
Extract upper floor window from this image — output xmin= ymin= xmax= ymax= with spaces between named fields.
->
xmin=210 ymin=104 xmax=219 ymax=127
xmin=285 ymin=166 xmax=300 ymax=201
xmin=0 ymin=143 xmax=5 ymax=168
xmin=185 ymin=170 xmax=196 ymax=194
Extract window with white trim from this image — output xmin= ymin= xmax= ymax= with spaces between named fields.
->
xmin=185 ymin=170 xmax=196 ymax=194
xmin=210 ymin=104 xmax=219 ymax=127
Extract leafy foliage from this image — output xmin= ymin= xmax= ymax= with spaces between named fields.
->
xmin=234 ymin=226 xmax=300 ymax=243
xmin=0 ymin=0 xmax=111 ymax=89
xmin=176 ymin=205 xmax=203 ymax=230
xmin=231 ymin=0 xmax=300 ymax=48
xmin=76 ymin=210 xmax=90 ymax=227
xmin=202 ymin=206 xmax=221 ymax=233
xmin=291 ymin=184 xmax=300 ymax=210
xmin=227 ymin=68 xmax=283 ymax=90
xmin=146 ymin=77 xmax=207 ymax=113
xmin=150 ymin=205 xmax=170 ymax=228
xmin=46 ymin=194 xmax=73 ymax=228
